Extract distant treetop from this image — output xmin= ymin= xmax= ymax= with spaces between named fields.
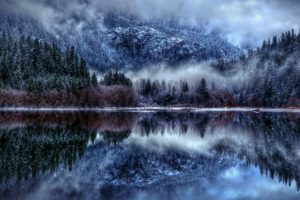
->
xmin=100 ymin=71 xmax=132 ymax=87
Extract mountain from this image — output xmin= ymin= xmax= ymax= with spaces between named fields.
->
xmin=105 ymin=24 xmax=242 ymax=70
xmin=0 ymin=5 xmax=242 ymax=71
xmin=102 ymin=13 xmax=242 ymax=70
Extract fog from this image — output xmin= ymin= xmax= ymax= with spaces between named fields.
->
xmin=126 ymin=61 xmax=262 ymax=90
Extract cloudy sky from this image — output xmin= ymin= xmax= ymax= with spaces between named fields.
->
xmin=9 ymin=0 xmax=300 ymax=48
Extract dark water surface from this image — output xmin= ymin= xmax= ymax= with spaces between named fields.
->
xmin=0 ymin=111 xmax=300 ymax=200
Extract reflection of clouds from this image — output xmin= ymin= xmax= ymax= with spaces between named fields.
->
xmin=295 ymin=149 xmax=300 ymax=158
xmin=126 ymin=125 xmax=253 ymax=155
xmin=204 ymin=165 xmax=300 ymax=200
xmin=83 ymin=164 xmax=300 ymax=200
xmin=223 ymin=167 xmax=240 ymax=179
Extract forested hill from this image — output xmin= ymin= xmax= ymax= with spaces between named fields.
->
xmin=227 ymin=29 xmax=300 ymax=107
xmin=247 ymin=29 xmax=300 ymax=67
xmin=0 ymin=34 xmax=92 ymax=92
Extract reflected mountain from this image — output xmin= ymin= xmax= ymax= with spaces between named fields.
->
xmin=0 ymin=111 xmax=300 ymax=200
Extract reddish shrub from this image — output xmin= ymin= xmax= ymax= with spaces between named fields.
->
xmin=0 ymin=86 xmax=137 ymax=107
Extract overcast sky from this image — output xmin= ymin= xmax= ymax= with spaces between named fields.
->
xmin=9 ymin=0 xmax=300 ymax=48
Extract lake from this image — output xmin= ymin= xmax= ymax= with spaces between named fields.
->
xmin=0 ymin=110 xmax=300 ymax=200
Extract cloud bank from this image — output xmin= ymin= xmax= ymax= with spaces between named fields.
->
xmin=126 ymin=61 xmax=262 ymax=91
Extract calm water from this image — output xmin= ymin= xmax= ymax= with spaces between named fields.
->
xmin=0 ymin=111 xmax=300 ymax=200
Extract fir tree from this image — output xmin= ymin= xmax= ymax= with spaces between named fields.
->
xmin=91 ymin=73 xmax=98 ymax=86
xmin=271 ymin=36 xmax=278 ymax=48
xmin=199 ymin=78 xmax=210 ymax=102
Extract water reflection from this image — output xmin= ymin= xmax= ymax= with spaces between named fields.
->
xmin=0 ymin=111 xmax=299 ymax=200
xmin=0 ymin=125 xmax=91 ymax=182
xmin=0 ymin=112 xmax=138 ymax=180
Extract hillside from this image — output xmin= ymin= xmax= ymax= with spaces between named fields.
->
xmin=230 ymin=30 xmax=300 ymax=107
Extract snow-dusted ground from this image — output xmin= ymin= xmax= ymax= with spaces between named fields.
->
xmin=0 ymin=107 xmax=299 ymax=113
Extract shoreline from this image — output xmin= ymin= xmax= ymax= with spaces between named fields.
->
xmin=0 ymin=107 xmax=299 ymax=113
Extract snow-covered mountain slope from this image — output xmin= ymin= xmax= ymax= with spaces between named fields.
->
xmin=106 ymin=25 xmax=241 ymax=70
xmin=99 ymin=14 xmax=242 ymax=70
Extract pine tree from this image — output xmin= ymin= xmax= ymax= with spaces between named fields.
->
xmin=285 ymin=31 xmax=291 ymax=47
xmin=262 ymin=40 xmax=267 ymax=50
xmin=291 ymin=29 xmax=296 ymax=41
xmin=271 ymin=36 xmax=278 ymax=48
xmin=144 ymin=79 xmax=152 ymax=96
xmin=200 ymin=78 xmax=210 ymax=103
xmin=91 ymin=73 xmax=98 ymax=86
xmin=31 ymin=38 xmax=41 ymax=73
xmin=181 ymin=81 xmax=189 ymax=94
xmin=280 ymin=33 xmax=285 ymax=47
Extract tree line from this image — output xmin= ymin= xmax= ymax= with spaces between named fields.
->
xmin=136 ymin=78 xmax=215 ymax=106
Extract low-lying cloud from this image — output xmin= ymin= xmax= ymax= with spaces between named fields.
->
xmin=126 ymin=62 xmax=261 ymax=91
